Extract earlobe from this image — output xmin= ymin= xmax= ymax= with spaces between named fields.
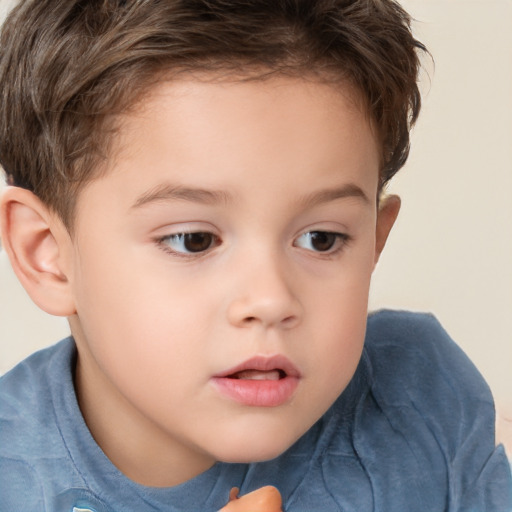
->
xmin=0 ymin=186 xmax=76 ymax=316
xmin=374 ymin=194 xmax=401 ymax=266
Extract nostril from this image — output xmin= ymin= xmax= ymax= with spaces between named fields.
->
xmin=241 ymin=314 xmax=297 ymax=327
xmin=282 ymin=315 xmax=297 ymax=326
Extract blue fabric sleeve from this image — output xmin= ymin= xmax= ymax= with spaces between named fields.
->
xmin=365 ymin=310 xmax=512 ymax=511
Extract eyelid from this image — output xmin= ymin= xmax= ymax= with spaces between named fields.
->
xmin=154 ymin=226 xmax=221 ymax=258
xmin=293 ymin=230 xmax=350 ymax=255
xmin=151 ymin=220 xmax=218 ymax=235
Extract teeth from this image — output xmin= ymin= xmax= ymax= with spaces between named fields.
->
xmin=235 ymin=370 xmax=281 ymax=381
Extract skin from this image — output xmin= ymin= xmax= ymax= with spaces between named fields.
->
xmin=0 ymin=75 xmax=399 ymax=488
xmin=220 ymin=486 xmax=282 ymax=511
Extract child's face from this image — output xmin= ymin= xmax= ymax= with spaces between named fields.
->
xmin=66 ymin=76 xmax=394 ymax=485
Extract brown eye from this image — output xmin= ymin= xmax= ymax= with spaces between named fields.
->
xmin=161 ymin=232 xmax=218 ymax=254
xmin=308 ymin=231 xmax=337 ymax=251
xmin=294 ymin=231 xmax=347 ymax=253
xmin=183 ymin=232 xmax=215 ymax=252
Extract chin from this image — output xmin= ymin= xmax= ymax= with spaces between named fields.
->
xmin=217 ymin=448 xmax=286 ymax=465
xmin=211 ymin=429 xmax=301 ymax=464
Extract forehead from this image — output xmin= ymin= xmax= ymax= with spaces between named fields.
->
xmin=77 ymin=75 xmax=380 ymax=219
xmin=125 ymin=75 xmax=376 ymax=156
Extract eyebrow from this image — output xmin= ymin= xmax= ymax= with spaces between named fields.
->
xmin=131 ymin=181 xmax=370 ymax=210
xmin=299 ymin=183 xmax=371 ymax=209
xmin=131 ymin=183 xmax=232 ymax=209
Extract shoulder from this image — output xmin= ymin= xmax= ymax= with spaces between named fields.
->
xmin=364 ymin=309 xmax=489 ymax=407
xmin=0 ymin=339 xmax=76 ymax=505
xmin=0 ymin=337 xmax=75 ymax=442
xmin=0 ymin=337 xmax=74 ymax=443
xmin=362 ymin=309 xmax=495 ymax=443
xmin=362 ymin=310 xmax=512 ymax=509
xmin=366 ymin=309 xmax=462 ymax=361
xmin=0 ymin=338 xmax=73 ymax=421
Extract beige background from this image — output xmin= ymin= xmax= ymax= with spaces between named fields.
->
xmin=1 ymin=1 xmax=511 ymax=415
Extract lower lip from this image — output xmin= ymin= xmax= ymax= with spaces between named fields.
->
xmin=211 ymin=376 xmax=299 ymax=407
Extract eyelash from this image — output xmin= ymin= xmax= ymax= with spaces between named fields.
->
xmin=293 ymin=231 xmax=350 ymax=257
xmin=156 ymin=232 xmax=221 ymax=258
xmin=155 ymin=230 xmax=350 ymax=258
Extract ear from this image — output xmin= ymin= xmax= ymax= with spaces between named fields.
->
xmin=0 ymin=186 xmax=76 ymax=316
xmin=374 ymin=194 xmax=401 ymax=267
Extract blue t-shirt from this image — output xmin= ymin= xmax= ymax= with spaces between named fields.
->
xmin=1 ymin=311 xmax=511 ymax=511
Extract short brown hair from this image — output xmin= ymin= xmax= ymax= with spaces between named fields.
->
xmin=0 ymin=0 xmax=425 ymax=229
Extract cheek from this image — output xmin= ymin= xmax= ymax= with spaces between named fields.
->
xmin=300 ymin=253 xmax=373 ymax=399
xmin=313 ymin=298 xmax=367 ymax=383
xmin=72 ymin=249 xmax=218 ymax=380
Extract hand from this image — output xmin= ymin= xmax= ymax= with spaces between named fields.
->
xmin=219 ymin=486 xmax=282 ymax=511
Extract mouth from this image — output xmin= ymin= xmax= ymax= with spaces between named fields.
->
xmin=228 ymin=369 xmax=285 ymax=381
xmin=216 ymin=355 xmax=301 ymax=379
xmin=212 ymin=356 xmax=301 ymax=407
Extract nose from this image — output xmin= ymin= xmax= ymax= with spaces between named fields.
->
xmin=226 ymin=252 xmax=302 ymax=330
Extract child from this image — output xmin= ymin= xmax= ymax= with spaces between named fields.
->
xmin=0 ymin=0 xmax=510 ymax=510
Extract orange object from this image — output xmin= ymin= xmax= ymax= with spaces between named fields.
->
xmin=219 ymin=485 xmax=283 ymax=511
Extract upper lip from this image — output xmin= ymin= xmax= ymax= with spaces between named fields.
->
xmin=214 ymin=355 xmax=301 ymax=379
